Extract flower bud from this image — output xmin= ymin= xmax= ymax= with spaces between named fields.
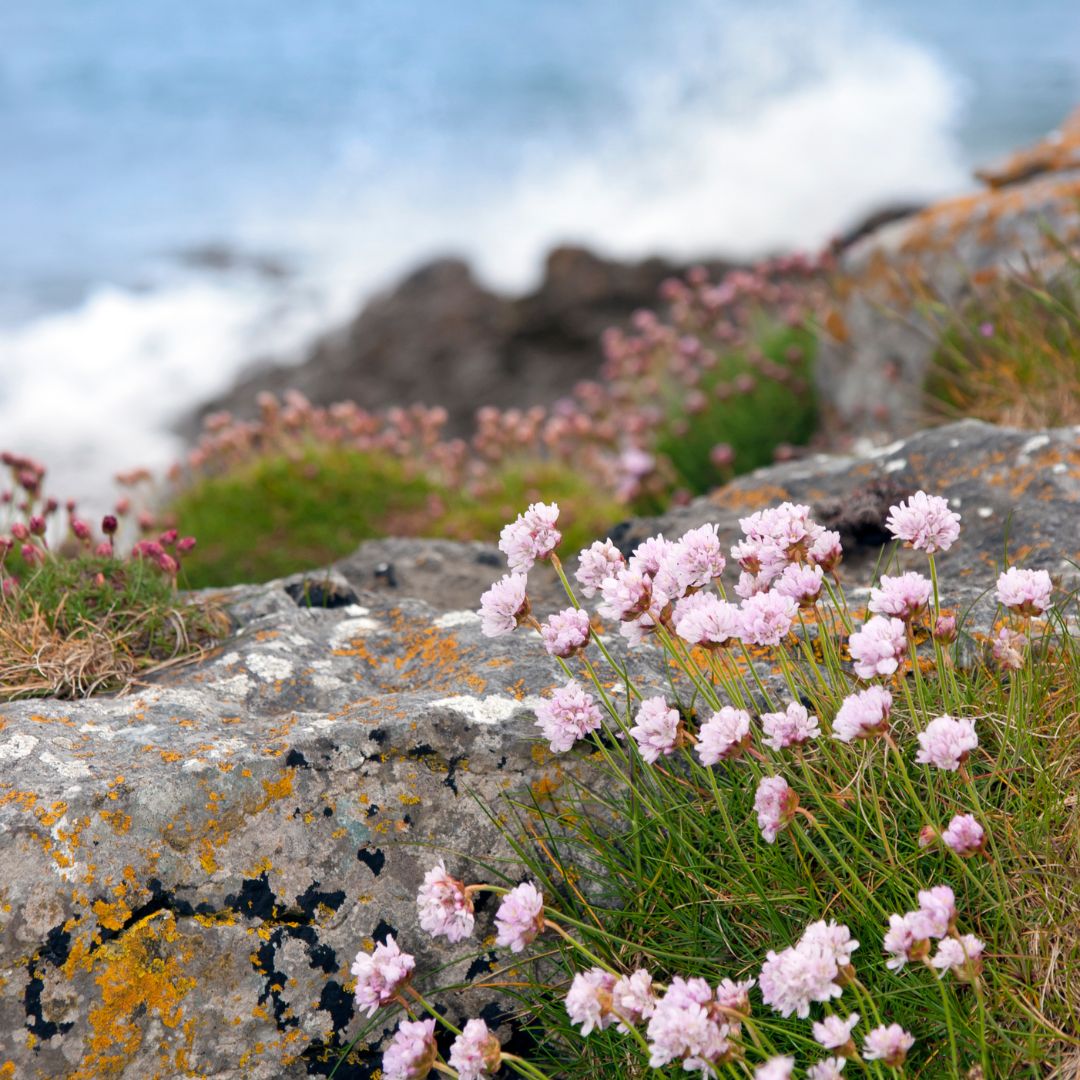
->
xmin=71 ymin=518 xmax=92 ymax=542
xmin=933 ymin=613 xmax=957 ymax=643
xmin=177 ymin=536 xmax=197 ymax=554
xmin=11 ymin=523 xmax=29 ymax=541
xmin=101 ymin=514 xmax=118 ymax=536
xmin=28 ymin=515 xmax=46 ymax=537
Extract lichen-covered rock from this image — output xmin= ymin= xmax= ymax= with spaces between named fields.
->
xmin=0 ymin=419 xmax=1076 ymax=1079
xmin=817 ymin=107 xmax=1080 ymax=439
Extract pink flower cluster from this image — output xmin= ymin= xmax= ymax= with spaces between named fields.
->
xmin=996 ymin=566 xmax=1053 ymax=615
xmin=534 ymin=680 xmax=604 ymax=753
xmin=832 ymin=686 xmax=892 ymax=743
xmin=760 ymin=701 xmax=820 ymax=751
xmin=540 ymin=607 xmax=591 ymax=657
xmin=758 ymin=919 xmax=858 ymax=1018
xmin=494 ymin=881 xmax=545 ymax=953
xmin=847 ymin=615 xmax=907 ymax=679
xmin=886 ymin=490 xmax=961 ymax=553
xmin=351 ymin=934 xmax=415 ymax=1016
xmin=883 ymin=885 xmax=958 ymax=970
xmin=382 ymin=1018 xmax=436 ymax=1080
xmin=448 ymin=1019 xmax=503 ymax=1079
xmin=416 ymin=861 xmax=475 ymax=943
xmin=499 ymin=502 xmax=562 ymax=573
xmin=478 ymin=573 xmax=529 ymax=638
xmin=645 ymin=976 xmax=744 ymax=1073
xmin=754 ymin=775 xmax=799 ymax=843
xmin=868 ymin=571 xmax=931 ymax=621
xmin=915 ymin=714 xmax=978 ymax=771
xmin=630 ymin=696 xmax=681 ymax=763
xmin=696 ymin=707 xmax=752 ymax=764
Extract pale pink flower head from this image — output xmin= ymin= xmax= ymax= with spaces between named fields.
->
xmin=565 ymin=967 xmax=618 ymax=1035
xmin=941 ymin=813 xmax=986 ymax=857
xmin=740 ymin=591 xmax=798 ymax=646
xmin=735 ymin=569 xmax=771 ymax=599
xmin=612 ymin=969 xmax=657 ymax=1030
xmin=754 ymin=775 xmax=798 ymax=843
xmin=812 ymin=1012 xmax=860 ymax=1051
xmin=915 ymin=715 xmax=978 ymax=771
xmin=992 ymin=625 xmax=1027 ymax=670
xmin=775 ymin=563 xmax=824 ymax=606
xmin=761 ymin=701 xmax=820 ymax=751
xmin=933 ymin=612 xmax=958 ymax=643
xmin=886 ymin=490 xmax=961 ymax=554
xmin=755 ymin=1056 xmax=795 ymax=1080
xmin=645 ymin=978 xmax=733 ymax=1072
xmin=800 ymin=920 xmax=859 ymax=968
xmin=869 ymin=572 xmax=932 ymax=621
xmin=674 ymin=593 xmax=742 ymax=648
xmin=630 ymin=697 xmax=681 ymax=763
xmin=499 ymin=502 xmax=561 ymax=572
xmin=917 ymin=884 xmax=957 ymax=938
xmin=597 ymin=567 xmax=653 ymax=621
xmin=382 ymin=1018 xmax=437 ymax=1080
xmin=806 ymin=1058 xmax=847 ymax=1080
xmin=758 ymin=934 xmax=842 ymax=1018
xmin=535 ymin=680 xmax=604 ymax=753
xmin=862 ymin=1023 xmax=914 ymax=1066
xmin=883 ymin=911 xmax=933 ymax=970
xmin=672 ymin=523 xmax=726 ymax=590
xmin=628 ymin=534 xmax=674 ymax=578
xmin=540 ymin=607 xmax=591 ymax=658
xmin=713 ymin=977 xmax=755 ymax=1019
xmin=996 ymin=566 xmax=1053 ymax=616
xmin=479 ymin=573 xmax=529 ymax=637
xmin=575 ymin=539 xmax=625 ymax=598
xmin=697 ymin=707 xmax=752 ymax=765
xmin=449 ymin=1018 xmax=502 ymax=1080
xmin=417 ymin=860 xmax=474 ymax=943
xmin=931 ymin=934 xmax=985 ymax=981
xmin=351 ymin=935 xmax=416 ymax=1016
xmin=495 ymin=882 xmax=545 ymax=953
xmin=809 ymin=528 xmax=844 ymax=572
xmin=832 ymin=686 xmax=892 ymax=743
xmin=848 ymin=615 xmax=907 ymax=679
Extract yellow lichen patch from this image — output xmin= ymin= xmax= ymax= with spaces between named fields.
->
xmin=101 ymin=808 xmax=132 ymax=834
xmin=92 ymin=898 xmax=132 ymax=932
xmin=66 ymin=910 xmax=198 ymax=1080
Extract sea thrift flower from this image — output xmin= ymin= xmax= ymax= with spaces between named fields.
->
xmin=417 ymin=860 xmax=474 ymax=943
xmin=933 ymin=612 xmax=957 ymax=643
xmin=915 ymin=715 xmax=978 ymax=772
xmin=495 ymin=882 xmax=545 ymax=953
xmin=758 ymin=934 xmax=843 ymax=1018
xmin=775 ymin=563 xmax=824 ymax=606
xmin=941 ymin=813 xmax=986 ymax=857
xmin=832 ymin=686 xmax=892 ymax=743
xmin=884 ymin=912 xmax=932 ymax=970
xmin=576 ymin=539 xmax=625 ymax=597
xmin=869 ymin=572 xmax=932 ymax=620
xmin=992 ymin=626 xmax=1027 ymax=670
xmin=382 ymin=1018 xmax=437 ymax=1080
xmin=565 ymin=968 xmax=618 ymax=1035
xmin=813 ymin=1013 xmax=860 ymax=1051
xmin=351 ymin=935 xmax=415 ymax=1015
xmin=800 ymin=920 xmax=859 ymax=969
xmin=761 ymin=701 xmax=820 ymax=751
xmin=612 ymin=970 xmax=657 ymax=1029
xmin=672 ymin=523 xmax=726 ymax=589
xmin=101 ymin=514 xmax=118 ymax=536
xmin=630 ymin=697 xmax=680 ymax=763
xmin=754 ymin=776 xmax=798 ymax=844
xmin=628 ymin=535 xmax=674 ymax=578
xmin=848 ymin=615 xmax=907 ymax=679
xmin=806 ymin=1058 xmax=847 ymax=1080
xmin=646 ymin=978 xmax=733 ymax=1072
xmin=697 ymin=707 xmax=752 ymax=764
xmin=449 ymin=1019 xmax=502 ymax=1080
xmin=499 ymin=502 xmax=561 ymax=572
xmin=862 ymin=1024 xmax=914 ymax=1066
xmin=931 ymin=934 xmax=985 ymax=981
xmin=740 ymin=591 xmax=798 ymax=646
xmin=918 ymin=885 xmax=957 ymax=937
xmin=540 ymin=607 xmax=591 ymax=658
xmin=755 ymin=1057 xmax=795 ymax=1080
xmin=597 ymin=567 xmax=652 ymax=621
xmin=479 ymin=573 xmax=529 ymax=637
xmin=674 ymin=593 xmax=742 ymax=648
xmin=996 ymin=566 xmax=1052 ymax=615
xmin=713 ymin=977 xmax=755 ymax=1019
xmin=886 ymin=490 xmax=961 ymax=553
xmin=535 ymin=680 xmax=603 ymax=753
xmin=809 ymin=529 xmax=844 ymax=572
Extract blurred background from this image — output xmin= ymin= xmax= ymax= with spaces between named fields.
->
xmin=2 ymin=0 xmax=1080 ymax=505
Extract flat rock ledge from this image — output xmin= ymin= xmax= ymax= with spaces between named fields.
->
xmin=0 ymin=419 xmax=1077 ymax=1079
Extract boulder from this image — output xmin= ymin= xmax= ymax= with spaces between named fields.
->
xmin=183 ymin=246 xmax=734 ymax=440
xmin=0 ymin=419 xmax=1077 ymax=1078
xmin=817 ymin=107 xmax=1080 ymax=440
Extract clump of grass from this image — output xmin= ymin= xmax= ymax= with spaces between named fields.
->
xmin=0 ymin=452 xmax=227 ymax=700
xmin=337 ymin=496 xmax=1080 ymax=1079
xmin=926 ymin=241 xmax=1080 ymax=427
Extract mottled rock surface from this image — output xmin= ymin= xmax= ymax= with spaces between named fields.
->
xmin=817 ymin=107 xmax=1080 ymax=440
xmin=1 ymin=419 xmax=1077 ymax=1078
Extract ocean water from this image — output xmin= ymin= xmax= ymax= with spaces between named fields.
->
xmin=1 ymin=0 xmax=1079 ymax=503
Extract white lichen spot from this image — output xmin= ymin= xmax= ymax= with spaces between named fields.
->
xmin=1052 ymin=462 xmax=1067 ymax=474
xmin=866 ymin=438 xmax=908 ymax=460
xmin=0 ymin=732 xmax=39 ymax=761
xmin=219 ymin=651 xmax=241 ymax=666
xmin=977 ymin=507 xmax=994 ymax=519
xmin=949 ymin=438 xmax=960 ymax=448
xmin=430 ymin=694 xmax=545 ymax=725
xmin=884 ymin=458 xmax=906 ymax=473
xmin=1020 ymin=434 xmax=1050 ymax=456
xmin=434 ymin=610 xmax=482 ymax=630
xmin=182 ymin=758 xmax=210 ymax=772
xmin=246 ymin=654 xmax=295 ymax=682
xmin=343 ymin=604 xmax=371 ymax=617
xmin=39 ymin=751 xmax=92 ymax=779
xmin=329 ymin=616 xmax=382 ymax=648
